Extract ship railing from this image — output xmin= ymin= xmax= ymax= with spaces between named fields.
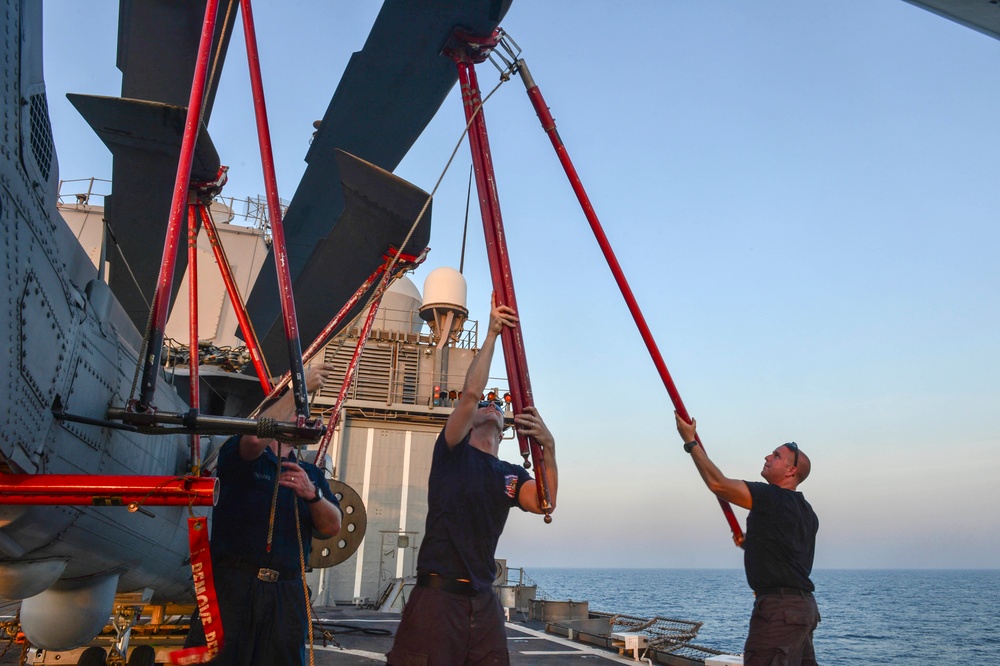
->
xmin=599 ymin=611 xmax=702 ymax=642
xmin=212 ymin=193 xmax=288 ymax=240
xmin=591 ymin=610 xmax=739 ymax=662
xmin=55 ymin=178 xmax=283 ymax=241
xmin=498 ymin=567 xmax=550 ymax=594
xmin=56 ymin=176 xmax=112 ymax=206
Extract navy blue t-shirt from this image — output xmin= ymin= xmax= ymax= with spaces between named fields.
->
xmin=210 ymin=436 xmax=336 ymax=571
xmin=416 ymin=430 xmax=532 ymax=593
xmin=743 ymin=481 xmax=818 ymax=592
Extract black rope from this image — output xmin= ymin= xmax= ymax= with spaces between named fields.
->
xmin=312 ymin=622 xmax=392 ymax=637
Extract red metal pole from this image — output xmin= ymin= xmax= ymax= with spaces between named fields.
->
xmin=516 ymin=59 xmax=743 ymax=540
xmin=135 ymin=0 xmax=220 ymax=411
xmin=253 ymin=248 xmax=427 ymax=418
xmin=0 ymin=475 xmax=218 ymax=506
xmin=199 ymin=203 xmax=273 ymax=394
xmin=451 ymin=50 xmax=552 ymax=522
xmin=314 ymin=274 xmax=390 ymax=465
xmin=240 ymin=0 xmax=310 ymax=420
xmin=258 ymin=263 xmax=387 ymax=413
xmin=187 ymin=203 xmax=202 ymax=473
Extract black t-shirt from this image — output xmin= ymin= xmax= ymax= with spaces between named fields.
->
xmin=416 ymin=430 xmax=532 ymax=593
xmin=210 ymin=436 xmax=336 ymax=571
xmin=743 ymin=481 xmax=818 ymax=592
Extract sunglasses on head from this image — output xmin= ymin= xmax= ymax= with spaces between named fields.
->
xmin=785 ymin=442 xmax=799 ymax=467
xmin=478 ymin=399 xmax=504 ymax=415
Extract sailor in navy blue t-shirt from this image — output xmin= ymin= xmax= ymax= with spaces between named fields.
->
xmin=185 ymin=364 xmax=342 ymax=666
xmin=676 ymin=413 xmax=819 ymax=666
xmin=388 ymin=297 xmax=559 ymax=665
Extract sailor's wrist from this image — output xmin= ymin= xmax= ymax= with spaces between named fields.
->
xmin=305 ymin=482 xmax=323 ymax=504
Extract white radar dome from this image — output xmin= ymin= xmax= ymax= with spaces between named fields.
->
xmin=373 ymin=276 xmax=423 ymax=334
xmin=419 ymin=267 xmax=469 ymax=345
xmin=419 ymin=267 xmax=468 ymax=318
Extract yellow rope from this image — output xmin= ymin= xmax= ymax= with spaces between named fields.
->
xmin=265 ymin=453 xmax=280 ymax=553
xmin=292 ymin=450 xmax=317 ymax=666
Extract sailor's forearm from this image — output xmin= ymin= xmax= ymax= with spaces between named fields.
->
xmin=310 ymin=501 xmax=342 ymax=539
xmin=463 ymin=329 xmax=499 ymax=395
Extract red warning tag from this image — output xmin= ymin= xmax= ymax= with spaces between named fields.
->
xmin=170 ymin=516 xmax=223 ymax=664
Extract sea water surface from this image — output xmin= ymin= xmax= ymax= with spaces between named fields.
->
xmin=524 ymin=568 xmax=1000 ymax=665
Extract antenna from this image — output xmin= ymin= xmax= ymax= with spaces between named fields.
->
xmin=459 ymin=163 xmax=472 ymax=274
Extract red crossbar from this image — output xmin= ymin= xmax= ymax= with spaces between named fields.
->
xmin=0 ymin=475 xmax=217 ymax=506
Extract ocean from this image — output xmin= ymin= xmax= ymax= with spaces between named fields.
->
xmin=524 ymin=568 xmax=1000 ymax=665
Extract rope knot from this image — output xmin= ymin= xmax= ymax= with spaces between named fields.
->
xmin=257 ymin=417 xmax=277 ymax=439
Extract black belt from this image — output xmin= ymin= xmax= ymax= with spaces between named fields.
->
xmin=417 ymin=573 xmax=477 ymax=597
xmin=754 ymin=587 xmax=812 ymax=597
xmin=214 ymin=556 xmax=301 ymax=582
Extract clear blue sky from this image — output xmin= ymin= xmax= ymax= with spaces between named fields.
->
xmin=43 ymin=1 xmax=999 ymax=569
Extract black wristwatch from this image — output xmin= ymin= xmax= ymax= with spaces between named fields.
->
xmin=683 ymin=440 xmax=699 ymax=453
xmin=305 ymin=483 xmax=323 ymax=504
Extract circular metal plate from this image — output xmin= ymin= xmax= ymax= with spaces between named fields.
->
xmin=309 ymin=479 xmax=367 ymax=568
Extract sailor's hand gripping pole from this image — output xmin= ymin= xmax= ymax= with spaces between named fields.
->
xmin=505 ymin=45 xmax=743 ymax=541
xmin=446 ymin=30 xmax=553 ymax=523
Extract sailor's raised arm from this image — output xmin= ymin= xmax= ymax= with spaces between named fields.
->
xmin=675 ymin=412 xmax=751 ymax=510
xmin=444 ymin=296 xmax=518 ymax=447
xmin=239 ymin=363 xmax=334 ymax=460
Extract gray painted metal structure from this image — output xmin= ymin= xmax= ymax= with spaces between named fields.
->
xmin=903 ymin=0 xmax=1000 ymax=40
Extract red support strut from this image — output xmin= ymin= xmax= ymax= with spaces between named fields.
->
xmin=314 ymin=269 xmax=393 ymax=465
xmin=199 ymin=201 xmax=273 ymax=395
xmin=254 ymin=248 xmax=427 ymax=419
xmin=447 ymin=31 xmax=553 ymax=523
xmin=187 ymin=201 xmax=202 ymax=473
xmin=241 ymin=0 xmax=311 ymax=421
xmin=0 ymin=475 xmax=218 ymax=507
xmin=515 ymin=58 xmax=743 ymax=541
xmin=134 ymin=0 xmax=221 ymax=412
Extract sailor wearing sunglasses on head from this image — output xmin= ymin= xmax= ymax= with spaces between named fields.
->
xmin=676 ymin=413 xmax=819 ymax=666
xmin=388 ymin=296 xmax=558 ymax=666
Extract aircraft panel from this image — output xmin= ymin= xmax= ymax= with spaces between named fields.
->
xmin=85 ymin=0 xmax=239 ymax=332
xmin=903 ymin=0 xmax=1000 ymax=39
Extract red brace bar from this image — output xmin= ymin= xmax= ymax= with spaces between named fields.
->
xmin=255 ymin=248 xmax=427 ymax=415
xmin=0 ymin=475 xmax=218 ymax=507
xmin=314 ymin=269 xmax=392 ymax=465
xmin=240 ymin=0 xmax=311 ymax=421
xmin=447 ymin=31 xmax=553 ymax=523
xmin=199 ymin=201 xmax=273 ymax=395
xmin=515 ymin=58 xmax=743 ymax=541
xmin=134 ymin=0 xmax=220 ymax=412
